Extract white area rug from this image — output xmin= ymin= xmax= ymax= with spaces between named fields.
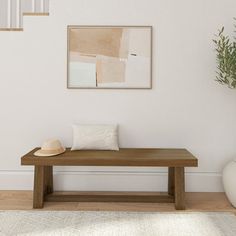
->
xmin=0 ymin=211 xmax=236 ymax=236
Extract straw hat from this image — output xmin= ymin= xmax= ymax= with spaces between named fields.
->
xmin=34 ymin=139 xmax=66 ymax=157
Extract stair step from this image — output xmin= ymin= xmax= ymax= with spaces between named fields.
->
xmin=0 ymin=28 xmax=23 ymax=31
xmin=23 ymin=12 xmax=49 ymax=16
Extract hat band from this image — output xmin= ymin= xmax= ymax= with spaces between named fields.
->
xmin=39 ymin=147 xmax=65 ymax=155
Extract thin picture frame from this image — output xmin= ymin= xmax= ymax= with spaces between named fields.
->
xmin=67 ymin=25 xmax=153 ymax=89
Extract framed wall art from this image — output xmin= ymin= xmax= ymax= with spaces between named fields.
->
xmin=67 ymin=25 xmax=152 ymax=89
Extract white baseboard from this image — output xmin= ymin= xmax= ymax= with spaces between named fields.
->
xmin=0 ymin=170 xmax=224 ymax=192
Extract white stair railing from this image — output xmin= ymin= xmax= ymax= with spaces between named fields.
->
xmin=0 ymin=0 xmax=49 ymax=30
xmin=7 ymin=0 xmax=22 ymax=28
xmin=22 ymin=0 xmax=49 ymax=14
xmin=7 ymin=0 xmax=11 ymax=28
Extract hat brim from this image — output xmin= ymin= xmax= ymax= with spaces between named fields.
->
xmin=34 ymin=148 xmax=66 ymax=157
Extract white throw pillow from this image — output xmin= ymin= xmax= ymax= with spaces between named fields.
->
xmin=71 ymin=124 xmax=119 ymax=151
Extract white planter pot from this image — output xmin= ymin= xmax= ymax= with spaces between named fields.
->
xmin=222 ymin=160 xmax=236 ymax=208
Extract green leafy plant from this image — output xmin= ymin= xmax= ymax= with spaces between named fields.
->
xmin=213 ymin=19 xmax=236 ymax=88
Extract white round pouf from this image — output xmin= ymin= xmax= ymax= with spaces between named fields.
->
xmin=222 ymin=160 xmax=236 ymax=208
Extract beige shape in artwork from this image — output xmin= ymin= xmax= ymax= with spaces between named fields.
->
xmin=69 ymin=28 xmax=129 ymax=59
xmin=96 ymin=56 xmax=126 ymax=84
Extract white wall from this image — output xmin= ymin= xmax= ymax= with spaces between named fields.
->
xmin=0 ymin=0 xmax=236 ymax=192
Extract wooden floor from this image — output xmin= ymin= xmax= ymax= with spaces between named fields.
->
xmin=0 ymin=191 xmax=235 ymax=212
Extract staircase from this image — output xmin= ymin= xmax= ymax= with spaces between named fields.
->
xmin=0 ymin=0 xmax=49 ymax=31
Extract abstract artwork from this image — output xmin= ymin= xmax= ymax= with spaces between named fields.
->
xmin=67 ymin=26 xmax=152 ymax=89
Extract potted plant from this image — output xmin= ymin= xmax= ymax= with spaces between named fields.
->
xmin=213 ymin=19 xmax=236 ymax=88
xmin=214 ymin=19 xmax=236 ymax=207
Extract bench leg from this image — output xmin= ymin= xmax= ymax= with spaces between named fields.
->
xmin=33 ymin=166 xmax=45 ymax=209
xmin=44 ymin=166 xmax=53 ymax=195
xmin=174 ymin=167 xmax=185 ymax=210
xmin=168 ymin=167 xmax=175 ymax=196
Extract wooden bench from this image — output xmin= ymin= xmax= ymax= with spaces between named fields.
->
xmin=21 ymin=148 xmax=198 ymax=210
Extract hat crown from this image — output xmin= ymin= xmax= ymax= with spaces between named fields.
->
xmin=34 ymin=139 xmax=65 ymax=157
xmin=41 ymin=139 xmax=63 ymax=151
